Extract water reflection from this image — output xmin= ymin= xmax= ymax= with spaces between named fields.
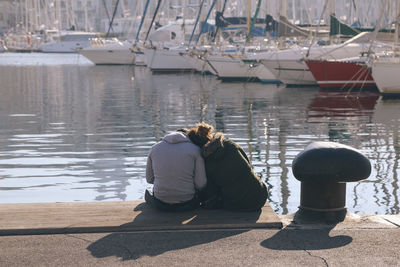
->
xmin=369 ymin=99 xmax=400 ymax=214
xmin=0 ymin=54 xmax=399 ymax=215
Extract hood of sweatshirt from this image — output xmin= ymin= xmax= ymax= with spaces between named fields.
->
xmin=163 ymin=131 xmax=191 ymax=144
xmin=201 ymin=132 xmax=225 ymax=159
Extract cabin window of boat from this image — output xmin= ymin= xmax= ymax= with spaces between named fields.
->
xmin=171 ymin=32 xmax=176 ymax=40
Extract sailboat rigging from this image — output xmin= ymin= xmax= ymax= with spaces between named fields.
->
xmin=195 ymin=0 xmax=217 ymax=45
xmin=135 ymin=0 xmax=151 ymax=43
xmin=144 ymin=0 xmax=163 ymax=43
xmin=106 ymin=0 xmax=121 ymax=38
xmin=102 ymin=0 xmax=114 ymax=35
xmin=246 ymin=0 xmax=262 ymax=44
xmin=188 ymin=0 xmax=206 ymax=47
xmin=212 ymin=0 xmax=228 ymax=42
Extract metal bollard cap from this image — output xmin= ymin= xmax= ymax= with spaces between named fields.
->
xmin=292 ymin=141 xmax=371 ymax=183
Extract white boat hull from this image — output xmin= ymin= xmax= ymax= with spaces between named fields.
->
xmin=79 ymin=48 xmax=135 ymax=65
xmin=207 ymin=55 xmax=257 ymax=80
xmin=258 ymin=40 xmax=383 ymax=85
xmin=262 ymin=59 xmax=316 ymax=85
xmin=4 ymin=34 xmax=42 ymax=52
xmin=41 ymin=31 xmax=99 ymax=53
xmin=256 ymin=64 xmax=281 ymax=83
xmin=208 ymin=54 xmax=278 ymax=82
xmin=41 ymin=40 xmax=92 ymax=53
xmin=182 ymin=52 xmax=217 ymax=75
xmin=371 ymin=58 xmax=400 ymax=96
xmin=144 ymin=48 xmax=196 ymax=72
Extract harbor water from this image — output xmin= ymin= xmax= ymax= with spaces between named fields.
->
xmin=0 ymin=53 xmax=399 ymax=215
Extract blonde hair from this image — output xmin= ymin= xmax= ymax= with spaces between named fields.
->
xmin=187 ymin=122 xmax=214 ymax=147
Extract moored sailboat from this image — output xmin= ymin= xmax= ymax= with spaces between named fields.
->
xmin=78 ymin=38 xmax=136 ymax=65
xmin=145 ymin=46 xmax=197 ymax=72
xmin=41 ymin=31 xmax=99 ymax=53
xmin=145 ymin=0 xmax=214 ymax=73
xmin=260 ymin=32 xmax=389 ymax=86
xmin=371 ymin=56 xmax=400 ymax=96
xmin=369 ymin=0 xmax=400 ymax=96
xmin=305 ymin=57 xmax=377 ymax=90
xmin=206 ymin=0 xmax=279 ymax=83
xmin=206 ymin=46 xmax=279 ymax=82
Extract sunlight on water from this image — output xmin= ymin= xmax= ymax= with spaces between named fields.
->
xmin=0 ymin=53 xmax=399 ymax=215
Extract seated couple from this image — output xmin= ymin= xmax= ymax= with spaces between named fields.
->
xmin=145 ymin=122 xmax=268 ymax=212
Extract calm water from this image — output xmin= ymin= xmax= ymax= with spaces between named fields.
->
xmin=0 ymin=53 xmax=399 ymax=215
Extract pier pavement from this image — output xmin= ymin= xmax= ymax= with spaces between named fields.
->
xmin=0 ymin=201 xmax=399 ymax=266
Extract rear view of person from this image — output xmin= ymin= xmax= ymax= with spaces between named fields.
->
xmin=187 ymin=123 xmax=268 ymax=211
xmin=145 ymin=131 xmax=207 ymax=212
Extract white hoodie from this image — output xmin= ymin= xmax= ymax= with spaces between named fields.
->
xmin=146 ymin=132 xmax=207 ymax=203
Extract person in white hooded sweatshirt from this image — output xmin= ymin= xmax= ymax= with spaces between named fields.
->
xmin=145 ymin=130 xmax=207 ymax=212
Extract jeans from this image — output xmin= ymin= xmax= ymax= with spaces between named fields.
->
xmin=145 ymin=189 xmax=200 ymax=212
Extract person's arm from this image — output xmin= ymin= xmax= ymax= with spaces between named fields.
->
xmin=194 ymin=154 xmax=207 ymax=190
xmin=237 ymin=144 xmax=251 ymax=166
xmin=146 ymin=154 xmax=155 ymax=184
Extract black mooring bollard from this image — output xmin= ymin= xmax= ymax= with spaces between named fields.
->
xmin=292 ymin=141 xmax=371 ymax=222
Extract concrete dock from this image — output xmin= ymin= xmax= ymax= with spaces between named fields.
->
xmin=0 ymin=201 xmax=282 ymax=235
xmin=1 ymin=201 xmax=399 ymax=266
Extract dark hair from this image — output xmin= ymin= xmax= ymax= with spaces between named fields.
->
xmin=187 ymin=122 xmax=214 ymax=147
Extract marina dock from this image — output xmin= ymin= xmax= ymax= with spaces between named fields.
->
xmin=0 ymin=201 xmax=399 ymax=266
xmin=0 ymin=201 xmax=282 ymax=235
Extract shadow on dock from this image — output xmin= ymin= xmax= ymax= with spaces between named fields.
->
xmin=261 ymin=211 xmax=353 ymax=251
xmin=87 ymin=203 xmax=254 ymax=260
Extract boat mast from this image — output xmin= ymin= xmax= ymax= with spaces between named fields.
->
xmin=212 ymin=0 xmax=227 ymax=43
xmin=70 ymin=0 xmax=77 ymax=30
xmin=396 ymin=0 xmax=400 ymax=47
xmin=106 ymin=0 xmax=120 ymax=37
xmin=292 ymin=0 xmax=295 ymax=24
xmin=24 ymin=0 xmax=28 ymax=32
xmin=135 ymin=0 xmax=150 ymax=43
xmin=102 ymin=0 xmax=113 ymax=32
xmin=265 ymin=0 xmax=270 ymax=40
xmin=56 ymin=0 xmax=62 ymax=30
xmin=84 ymin=0 xmax=89 ymax=31
xmin=35 ymin=0 xmax=40 ymax=31
xmin=183 ymin=0 xmax=186 ymax=43
xmin=280 ymin=0 xmax=287 ymax=18
xmin=197 ymin=0 xmax=206 ymax=44
xmin=188 ymin=0 xmax=205 ymax=47
xmin=329 ymin=0 xmax=335 ymax=42
xmin=278 ymin=0 xmax=287 ymax=45
xmin=329 ymin=0 xmax=335 ymax=20
xmin=246 ymin=0 xmax=262 ymax=44
xmin=43 ymin=0 xmax=50 ymax=29
xmin=247 ymin=0 xmax=251 ymax=39
xmin=195 ymin=0 xmax=216 ymax=45
xmin=144 ymin=0 xmax=162 ymax=43
xmin=65 ymin=0 xmax=71 ymax=29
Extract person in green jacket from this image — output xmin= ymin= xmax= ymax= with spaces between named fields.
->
xmin=187 ymin=122 xmax=268 ymax=211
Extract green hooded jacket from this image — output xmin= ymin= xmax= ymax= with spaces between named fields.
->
xmin=201 ymin=133 xmax=268 ymax=211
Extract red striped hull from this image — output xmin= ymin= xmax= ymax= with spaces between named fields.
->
xmin=305 ymin=60 xmax=377 ymax=89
